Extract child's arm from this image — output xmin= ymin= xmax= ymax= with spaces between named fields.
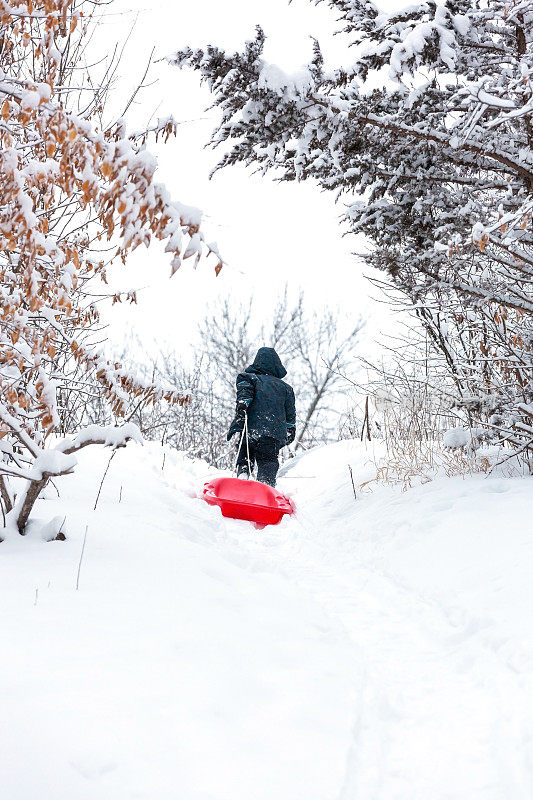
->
xmin=227 ymin=373 xmax=255 ymax=440
xmin=235 ymin=372 xmax=255 ymax=412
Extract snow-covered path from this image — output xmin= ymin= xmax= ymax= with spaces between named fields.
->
xmin=261 ymin=532 xmax=531 ymax=800
xmin=1 ymin=441 xmax=532 ymax=799
xmin=226 ymin=450 xmax=533 ymax=799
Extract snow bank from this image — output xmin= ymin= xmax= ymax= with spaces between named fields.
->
xmin=1 ymin=439 xmax=531 ymax=799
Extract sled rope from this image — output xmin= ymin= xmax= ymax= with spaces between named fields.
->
xmin=234 ymin=412 xmax=252 ymax=477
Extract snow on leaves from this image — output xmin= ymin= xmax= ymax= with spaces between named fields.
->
xmin=0 ymin=1 xmax=216 ymax=533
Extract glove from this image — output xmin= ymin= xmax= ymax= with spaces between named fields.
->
xmin=227 ymin=401 xmax=249 ymax=441
xmin=227 ymin=418 xmax=243 ymax=441
xmin=286 ymin=427 xmax=296 ymax=446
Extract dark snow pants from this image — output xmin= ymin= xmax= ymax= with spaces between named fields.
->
xmin=236 ymin=435 xmax=280 ymax=487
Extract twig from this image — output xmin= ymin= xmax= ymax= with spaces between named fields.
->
xmin=488 ymin=441 xmax=529 ymax=473
xmin=76 ymin=525 xmax=89 ymax=591
xmin=56 ymin=514 xmax=67 ymax=541
xmin=93 ymin=450 xmax=116 ymax=510
xmin=360 ymin=396 xmax=371 ymax=442
xmin=348 ymin=465 xmax=357 ymax=501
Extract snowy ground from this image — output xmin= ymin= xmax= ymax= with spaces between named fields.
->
xmin=1 ymin=439 xmax=532 ymax=799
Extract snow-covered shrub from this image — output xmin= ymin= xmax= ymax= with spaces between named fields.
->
xmin=442 ymin=426 xmax=490 ymax=452
xmin=443 ymin=428 xmax=471 ymax=451
xmin=341 ymin=330 xmax=510 ymax=487
xmin=358 ymin=442 xmax=496 ymax=494
xmin=0 ymin=1 xmax=220 ymax=535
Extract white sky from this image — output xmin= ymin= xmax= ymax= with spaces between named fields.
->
xmin=95 ymin=0 xmax=403 ymax=363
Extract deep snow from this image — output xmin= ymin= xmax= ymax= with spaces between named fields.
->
xmin=1 ymin=439 xmax=532 ymax=799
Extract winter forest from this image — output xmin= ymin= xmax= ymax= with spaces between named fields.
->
xmin=1 ymin=1 xmax=532 ymax=798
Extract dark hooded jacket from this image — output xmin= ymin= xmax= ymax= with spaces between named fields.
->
xmin=230 ymin=348 xmax=296 ymax=445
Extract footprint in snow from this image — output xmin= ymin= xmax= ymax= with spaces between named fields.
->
xmin=69 ymin=755 xmax=118 ymax=780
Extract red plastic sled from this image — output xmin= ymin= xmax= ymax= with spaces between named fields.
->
xmin=203 ymin=477 xmax=293 ymax=526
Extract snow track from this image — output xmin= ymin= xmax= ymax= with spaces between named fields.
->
xmin=1 ymin=441 xmax=532 ymax=799
xmin=229 ymin=502 xmax=531 ymax=798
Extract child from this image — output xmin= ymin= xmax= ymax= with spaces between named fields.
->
xmin=227 ymin=347 xmax=296 ymax=487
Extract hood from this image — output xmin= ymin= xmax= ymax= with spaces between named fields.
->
xmin=245 ymin=347 xmax=287 ymax=379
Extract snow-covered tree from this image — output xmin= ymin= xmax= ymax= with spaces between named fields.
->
xmin=169 ymin=0 xmax=533 ymax=457
xmin=0 ymin=0 xmax=220 ymax=535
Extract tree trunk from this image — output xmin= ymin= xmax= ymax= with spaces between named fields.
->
xmin=16 ymin=476 xmax=49 ymax=534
